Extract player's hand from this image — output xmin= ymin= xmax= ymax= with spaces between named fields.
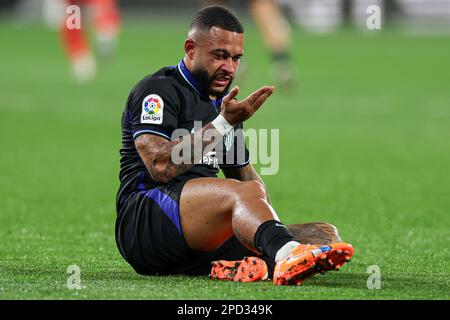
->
xmin=220 ymin=85 xmax=275 ymax=126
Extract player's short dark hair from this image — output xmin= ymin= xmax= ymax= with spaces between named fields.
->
xmin=190 ymin=6 xmax=244 ymax=34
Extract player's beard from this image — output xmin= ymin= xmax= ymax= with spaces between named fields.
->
xmin=191 ymin=66 xmax=233 ymax=99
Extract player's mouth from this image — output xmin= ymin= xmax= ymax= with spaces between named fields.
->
xmin=213 ymin=76 xmax=231 ymax=87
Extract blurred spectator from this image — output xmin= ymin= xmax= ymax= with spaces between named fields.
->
xmin=202 ymin=0 xmax=295 ymax=88
xmin=61 ymin=0 xmax=121 ymax=82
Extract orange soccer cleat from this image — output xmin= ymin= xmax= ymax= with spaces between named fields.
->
xmin=273 ymin=242 xmax=354 ymax=285
xmin=210 ymin=256 xmax=269 ymax=283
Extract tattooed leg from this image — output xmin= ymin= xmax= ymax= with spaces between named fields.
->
xmin=287 ymin=222 xmax=342 ymax=245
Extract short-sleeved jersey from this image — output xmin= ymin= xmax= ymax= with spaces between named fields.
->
xmin=116 ymin=60 xmax=250 ymax=209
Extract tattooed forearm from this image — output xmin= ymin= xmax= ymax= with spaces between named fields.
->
xmin=135 ymin=123 xmax=222 ymax=183
xmin=162 ymin=123 xmax=220 ymax=180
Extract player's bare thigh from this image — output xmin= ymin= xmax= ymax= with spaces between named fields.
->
xmin=179 ymin=177 xmax=267 ymax=252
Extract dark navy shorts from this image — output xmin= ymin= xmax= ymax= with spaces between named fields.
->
xmin=115 ymin=179 xmax=255 ymax=275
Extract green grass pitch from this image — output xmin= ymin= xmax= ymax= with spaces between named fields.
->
xmin=0 ymin=16 xmax=449 ymax=299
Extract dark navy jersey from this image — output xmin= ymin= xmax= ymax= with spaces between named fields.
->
xmin=116 ymin=60 xmax=250 ymax=209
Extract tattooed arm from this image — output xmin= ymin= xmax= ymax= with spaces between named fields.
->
xmin=135 ymin=123 xmax=220 ymax=183
xmin=221 ymin=164 xmax=272 ymax=205
xmin=135 ymin=85 xmax=274 ymax=183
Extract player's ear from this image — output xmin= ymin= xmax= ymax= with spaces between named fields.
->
xmin=184 ymin=39 xmax=196 ymax=60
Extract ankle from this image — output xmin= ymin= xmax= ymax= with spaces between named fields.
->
xmin=275 ymin=241 xmax=300 ymax=263
xmin=253 ymin=220 xmax=296 ymax=262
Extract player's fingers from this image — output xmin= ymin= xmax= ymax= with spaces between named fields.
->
xmin=243 ymin=86 xmax=271 ymax=105
xmin=250 ymin=86 xmax=275 ymax=111
xmin=222 ymin=86 xmax=240 ymax=104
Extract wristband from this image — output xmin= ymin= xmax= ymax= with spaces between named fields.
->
xmin=211 ymin=114 xmax=233 ymax=136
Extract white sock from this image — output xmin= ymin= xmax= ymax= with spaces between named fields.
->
xmin=275 ymin=241 xmax=300 ymax=263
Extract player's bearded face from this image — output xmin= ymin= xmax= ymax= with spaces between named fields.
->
xmin=189 ymin=27 xmax=243 ymax=99
xmin=191 ymin=65 xmax=234 ymax=98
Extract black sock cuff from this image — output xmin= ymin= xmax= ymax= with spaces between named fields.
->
xmin=253 ymin=220 xmax=295 ymax=260
xmin=253 ymin=220 xmax=278 ymax=252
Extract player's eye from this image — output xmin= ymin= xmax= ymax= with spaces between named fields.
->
xmin=213 ymin=51 xmax=230 ymax=60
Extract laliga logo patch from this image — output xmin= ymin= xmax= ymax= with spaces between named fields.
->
xmin=141 ymin=94 xmax=163 ymax=124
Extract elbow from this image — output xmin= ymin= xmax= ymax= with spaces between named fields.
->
xmin=148 ymin=163 xmax=171 ymax=184
xmin=135 ymin=135 xmax=176 ymax=183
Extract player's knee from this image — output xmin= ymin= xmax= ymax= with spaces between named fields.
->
xmin=238 ymin=180 xmax=267 ymax=201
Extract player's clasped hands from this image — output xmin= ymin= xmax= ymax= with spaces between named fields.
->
xmin=220 ymin=86 xmax=275 ymax=126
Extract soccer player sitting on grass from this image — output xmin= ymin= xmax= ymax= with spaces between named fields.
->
xmin=115 ymin=6 xmax=353 ymax=285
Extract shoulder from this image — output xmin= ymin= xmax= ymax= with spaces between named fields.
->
xmin=134 ymin=67 xmax=180 ymax=95
xmin=129 ymin=67 xmax=183 ymax=109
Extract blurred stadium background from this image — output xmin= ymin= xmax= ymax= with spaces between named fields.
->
xmin=5 ymin=0 xmax=450 ymax=31
xmin=0 ymin=0 xmax=449 ymax=299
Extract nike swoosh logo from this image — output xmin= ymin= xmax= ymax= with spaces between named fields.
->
xmin=275 ymin=223 xmax=287 ymax=228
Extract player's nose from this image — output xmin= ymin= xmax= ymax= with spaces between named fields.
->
xmin=221 ymin=58 xmax=237 ymax=75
